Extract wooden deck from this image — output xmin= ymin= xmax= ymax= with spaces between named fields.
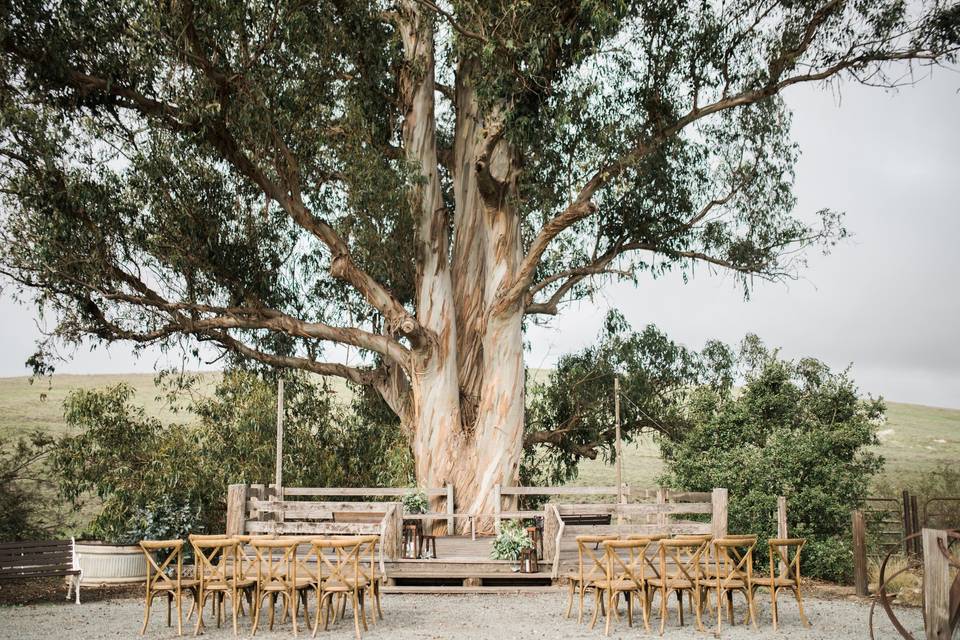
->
xmin=385 ymin=536 xmax=554 ymax=588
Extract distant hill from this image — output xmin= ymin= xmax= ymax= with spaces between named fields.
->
xmin=0 ymin=372 xmax=956 ymax=488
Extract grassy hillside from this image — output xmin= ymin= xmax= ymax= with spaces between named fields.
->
xmin=0 ymin=373 xmax=956 ymax=490
xmin=574 ymin=401 xmax=960 ymax=489
xmin=0 ymin=373 xmax=221 ymax=438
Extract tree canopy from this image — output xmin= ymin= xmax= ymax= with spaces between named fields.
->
xmin=0 ymin=0 xmax=955 ymax=378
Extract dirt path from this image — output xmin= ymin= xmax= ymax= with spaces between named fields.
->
xmin=0 ymin=591 xmax=922 ymax=639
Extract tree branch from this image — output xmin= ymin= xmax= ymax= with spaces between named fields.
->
xmin=502 ymin=0 xmax=954 ymax=312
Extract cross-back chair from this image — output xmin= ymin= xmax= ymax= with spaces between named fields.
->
xmin=250 ymin=538 xmax=300 ymax=635
xmin=649 ymin=538 xmax=707 ymax=634
xmin=139 ymin=539 xmax=198 ymax=637
xmin=192 ymin=538 xmax=243 ymax=636
xmin=751 ymin=538 xmax=811 ymax=630
xmin=671 ymin=533 xmax=715 ymax=616
xmin=710 ymin=536 xmax=758 ymax=635
xmin=354 ymin=535 xmax=383 ymax=624
xmin=566 ymin=535 xmax=618 ymax=623
xmin=310 ymin=538 xmax=368 ymax=640
xmin=231 ymin=535 xmax=272 ymax=617
xmin=592 ymin=539 xmax=652 ymax=636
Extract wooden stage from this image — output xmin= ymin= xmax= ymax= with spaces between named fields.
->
xmin=384 ymin=535 xmax=556 ymax=591
xmin=225 ymin=484 xmax=729 ymax=593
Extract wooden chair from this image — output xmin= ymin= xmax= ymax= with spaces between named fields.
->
xmin=592 ymin=539 xmax=652 ymax=636
xmin=310 ymin=538 xmax=369 ymax=640
xmin=649 ymin=538 xmax=707 ymax=634
xmin=229 ymin=535 xmax=265 ymax=619
xmin=751 ymin=538 xmax=811 ymax=630
xmin=672 ymin=533 xmax=715 ymax=616
xmin=139 ymin=540 xmax=198 ymax=636
xmin=192 ymin=538 xmax=242 ymax=636
xmin=250 ymin=538 xmax=300 ymax=635
xmin=709 ymin=536 xmax=758 ymax=635
xmin=355 ymin=535 xmax=384 ymax=624
xmin=565 ymin=535 xmax=617 ymax=623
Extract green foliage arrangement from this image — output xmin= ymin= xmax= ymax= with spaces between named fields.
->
xmin=660 ymin=337 xmax=885 ymax=582
xmin=490 ymin=520 xmax=533 ymax=562
xmin=402 ymin=489 xmax=429 ymax=515
xmin=51 ymin=370 xmax=412 ymax=543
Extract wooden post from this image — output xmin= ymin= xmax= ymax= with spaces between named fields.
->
xmin=903 ymin=490 xmax=913 ymax=556
xmin=493 ymin=484 xmax=502 ymax=536
xmin=226 ymin=484 xmax=248 ymax=536
xmin=921 ymin=528 xmax=950 ymax=640
xmin=542 ymin=505 xmax=558 ymax=565
xmin=656 ymin=487 xmax=668 ymax=530
xmin=446 ymin=484 xmax=455 ymax=535
xmin=614 ymin=377 xmax=623 ymax=512
xmin=913 ymin=498 xmax=922 ymax=557
xmin=275 ymin=379 xmax=284 ymax=501
xmin=777 ymin=496 xmax=789 ymax=577
xmin=711 ymin=488 xmax=728 ymax=539
xmin=852 ymin=510 xmax=869 ymax=597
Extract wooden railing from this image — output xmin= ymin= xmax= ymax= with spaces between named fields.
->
xmin=224 ymin=483 xmax=735 ymax=572
xmin=493 ymin=484 xmax=630 ymax=534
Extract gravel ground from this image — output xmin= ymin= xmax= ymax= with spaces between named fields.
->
xmin=0 ymin=591 xmax=923 ymax=640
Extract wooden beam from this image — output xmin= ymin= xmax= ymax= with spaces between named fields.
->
xmin=852 ymin=510 xmax=869 ymax=597
xmin=922 ymin=528 xmax=951 ymax=639
xmin=614 ymin=376 xmax=623 ymax=515
xmin=712 ymin=488 xmax=728 ymax=539
xmin=283 ymin=487 xmax=448 ymax=497
xmin=498 ymin=486 xmax=623 ymax=496
xmin=493 ymin=484 xmax=502 ymax=536
xmin=275 ymin=378 xmax=284 ymax=504
xmin=245 ymin=520 xmax=381 ymax=535
xmin=226 ymin=484 xmax=248 ymax=536
xmin=777 ymin=496 xmax=789 ymax=577
xmin=446 ymin=484 xmax=455 ymax=534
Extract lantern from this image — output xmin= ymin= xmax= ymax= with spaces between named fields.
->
xmin=402 ymin=523 xmax=421 ymax=559
xmin=519 ymin=547 xmax=538 ymax=573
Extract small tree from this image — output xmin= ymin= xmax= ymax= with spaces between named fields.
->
xmin=660 ymin=338 xmax=885 ymax=581
xmin=523 ymin=310 xmax=733 ymax=485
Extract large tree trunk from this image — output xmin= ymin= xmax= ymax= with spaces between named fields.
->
xmin=398 ymin=7 xmax=527 ymax=534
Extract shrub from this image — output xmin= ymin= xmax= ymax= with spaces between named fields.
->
xmin=659 ymin=338 xmax=885 ymax=583
xmin=0 ymin=431 xmax=68 ymax=540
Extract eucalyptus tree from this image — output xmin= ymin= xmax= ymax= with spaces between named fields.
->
xmin=1 ymin=0 xmax=956 ymax=525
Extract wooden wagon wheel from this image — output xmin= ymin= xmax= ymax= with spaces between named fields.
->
xmin=868 ymin=529 xmax=960 ymax=640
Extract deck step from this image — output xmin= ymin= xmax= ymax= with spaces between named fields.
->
xmin=382 ymin=585 xmax=560 ymax=595
xmin=388 ymin=570 xmax=551 ymax=579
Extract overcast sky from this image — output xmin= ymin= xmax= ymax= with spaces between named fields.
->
xmin=1 ymin=67 xmax=958 ymax=408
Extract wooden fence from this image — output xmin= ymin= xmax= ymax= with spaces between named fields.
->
xmin=225 ymin=484 xmax=406 ymax=567
xmin=541 ymin=487 xmax=729 ymax=579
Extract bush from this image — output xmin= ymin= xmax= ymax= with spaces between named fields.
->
xmin=0 ymin=431 xmax=68 ymax=540
xmin=659 ymin=338 xmax=885 ymax=583
xmin=51 ymin=370 xmax=412 ymax=542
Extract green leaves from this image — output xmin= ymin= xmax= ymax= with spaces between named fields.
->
xmin=522 ymin=311 xmax=734 ymax=486
xmin=660 ymin=339 xmax=885 ymax=582
xmin=49 ymin=370 xmax=412 ymax=543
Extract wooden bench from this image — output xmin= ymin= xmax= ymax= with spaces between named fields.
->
xmin=559 ymin=513 xmax=612 ymax=526
xmin=0 ymin=539 xmax=82 ymax=603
